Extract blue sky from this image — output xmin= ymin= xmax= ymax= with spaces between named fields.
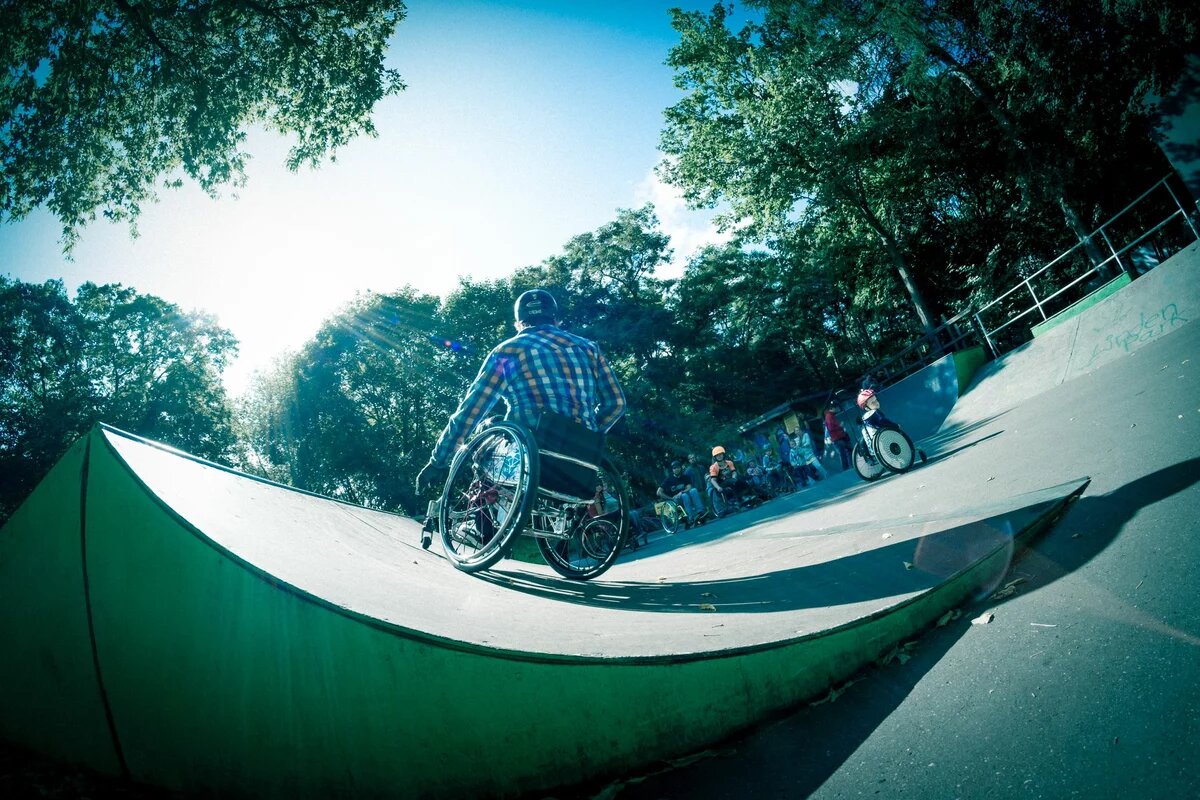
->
xmin=0 ymin=1 xmax=745 ymax=394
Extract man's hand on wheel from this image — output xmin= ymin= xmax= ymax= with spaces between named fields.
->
xmin=416 ymin=462 xmax=448 ymax=496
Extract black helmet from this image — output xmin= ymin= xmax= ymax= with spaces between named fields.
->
xmin=514 ymin=289 xmax=558 ymax=325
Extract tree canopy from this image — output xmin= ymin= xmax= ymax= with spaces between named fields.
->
xmin=0 ymin=277 xmax=238 ymax=521
xmin=0 ymin=0 xmax=407 ymax=247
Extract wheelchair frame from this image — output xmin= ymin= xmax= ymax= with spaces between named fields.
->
xmin=430 ymin=418 xmax=630 ymax=580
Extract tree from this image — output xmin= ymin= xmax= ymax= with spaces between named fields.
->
xmin=0 ymin=277 xmax=238 ymax=523
xmin=1 ymin=0 xmax=407 ymax=248
xmin=238 ymin=288 xmax=453 ymax=514
xmin=661 ymin=4 xmax=944 ymax=339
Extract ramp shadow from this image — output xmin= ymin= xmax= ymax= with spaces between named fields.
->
xmin=557 ymin=458 xmax=1200 ymax=800
xmin=487 ymin=482 xmax=1087 ymax=613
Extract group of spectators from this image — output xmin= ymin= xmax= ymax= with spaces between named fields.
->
xmin=625 ymin=402 xmax=861 ymax=547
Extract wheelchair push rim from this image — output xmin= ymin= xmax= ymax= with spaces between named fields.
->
xmin=659 ymin=500 xmax=685 ymax=535
xmin=852 ymin=441 xmax=886 ymax=482
xmin=536 ymin=458 xmax=628 ymax=581
xmin=873 ymin=427 xmax=916 ymax=473
xmin=438 ymin=422 xmax=537 ymax=572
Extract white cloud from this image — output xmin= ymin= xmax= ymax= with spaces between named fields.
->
xmin=634 ymin=166 xmax=732 ymax=277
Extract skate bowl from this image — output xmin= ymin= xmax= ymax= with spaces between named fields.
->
xmin=1 ymin=243 xmax=1196 ymax=798
xmin=0 ymin=423 xmax=1084 ymax=798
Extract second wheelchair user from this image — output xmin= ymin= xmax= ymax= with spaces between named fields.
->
xmin=855 ymin=387 xmax=898 ymax=444
xmin=657 ymin=460 xmax=707 ymax=527
xmin=415 ymin=289 xmax=627 ymax=495
xmin=707 ymin=446 xmax=753 ymax=516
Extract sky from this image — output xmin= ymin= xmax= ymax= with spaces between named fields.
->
xmin=0 ymin=0 xmax=741 ymax=395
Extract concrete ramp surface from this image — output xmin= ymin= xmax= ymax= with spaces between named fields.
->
xmin=0 ymin=424 xmax=1085 ymax=798
xmin=945 ymin=240 xmax=1199 ymax=428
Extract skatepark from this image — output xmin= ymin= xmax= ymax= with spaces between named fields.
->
xmin=1 ymin=242 xmax=1197 ymax=798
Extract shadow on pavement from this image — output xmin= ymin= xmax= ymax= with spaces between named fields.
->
xmin=553 ymin=457 xmax=1200 ymax=799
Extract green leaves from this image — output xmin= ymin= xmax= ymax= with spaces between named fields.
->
xmin=0 ymin=0 xmax=407 ymax=249
xmin=0 ymin=276 xmax=238 ymax=523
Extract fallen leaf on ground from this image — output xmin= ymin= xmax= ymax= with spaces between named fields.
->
xmin=937 ymin=609 xmax=962 ymax=627
xmin=810 ymin=680 xmax=859 ymax=706
xmin=882 ymin=532 xmax=893 ymax=539
xmin=971 ymin=611 xmax=994 ymax=625
xmin=698 ymin=603 xmax=717 ymax=612
xmin=989 ymin=578 xmax=1027 ymax=601
xmin=903 ymin=561 xmax=914 ymax=570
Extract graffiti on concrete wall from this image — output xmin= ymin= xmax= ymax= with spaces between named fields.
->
xmin=1084 ymin=303 xmax=1188 ymax=368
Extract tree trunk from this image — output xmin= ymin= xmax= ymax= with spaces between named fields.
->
xmin=848 ymin=192 xmax=940 ymax=347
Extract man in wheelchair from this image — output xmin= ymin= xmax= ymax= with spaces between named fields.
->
xmin=416 ymin=288 xmax=627 ymax=516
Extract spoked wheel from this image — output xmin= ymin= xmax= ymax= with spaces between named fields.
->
xmin=873 ymin=427 xmax=916 ymax=473
xmin=438 ymin=422 xmax=537 ymax=573
xmin=659 ymin=501 xmax=685 ymax=535
xmin=537 ymin=458 xmax=628 ymax=581
xmin=852 ymin=441 xmax=886 ymax=482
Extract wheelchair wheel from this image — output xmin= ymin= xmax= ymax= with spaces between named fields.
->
xmin=873 ymin=427 xmax=916 ymax=473
xmin=852 ymin=441 xmax=886 ymax=482
xmin=660 ymin=501 xmax=685 ymax=535
xmin=438 ymin=422 xmax=538 ymax=573
xmin=537 ymin=458 xmax=628 ymax=581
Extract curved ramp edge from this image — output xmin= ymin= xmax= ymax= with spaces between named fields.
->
xmin=0 ymin=435 xmax=123 ymax=774
xmin=72 ymin=427 xmax=1086 ymax=796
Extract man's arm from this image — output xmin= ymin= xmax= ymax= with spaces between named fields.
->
xmin=592 ymin=344 xmax=626 ymax=432
xmin=428 ymin=351 xmax=510 ymax=466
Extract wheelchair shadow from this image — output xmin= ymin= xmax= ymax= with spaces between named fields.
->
xmin=554 ymin=457 xmax=1200 ymax=799
xmin=487 ymin=461 xmax=1197 ymax=619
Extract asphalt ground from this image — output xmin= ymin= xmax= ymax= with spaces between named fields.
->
xmin=570 ymin=313 xmax=1199 ymax=800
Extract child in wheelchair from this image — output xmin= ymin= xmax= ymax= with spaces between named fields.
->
xmin=855 ymin=388 xmax=927 ymax=464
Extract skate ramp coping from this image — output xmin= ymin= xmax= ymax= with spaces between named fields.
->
xmin=0 ymin=424 xmax=1085 ymax=798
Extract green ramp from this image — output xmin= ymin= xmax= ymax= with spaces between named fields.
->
xmin=0 ymin=425 xmax=1087 ymax=798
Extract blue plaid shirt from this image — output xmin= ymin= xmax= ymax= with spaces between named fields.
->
xmin=429 ymin=324 xmax=626 ymax=466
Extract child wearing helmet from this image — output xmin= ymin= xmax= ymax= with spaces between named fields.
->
xmin=855 ymin=386 xmax=927 ymax=464
xmin=708 ymin=446 xmax=743 ymax=516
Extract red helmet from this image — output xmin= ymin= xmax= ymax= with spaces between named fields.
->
xmin=856 ymin=388 xmax=876 ymax=409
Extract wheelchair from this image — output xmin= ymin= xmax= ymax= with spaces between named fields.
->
xmin=427 ymin=413 xmax=630 ymax=580
xmin=656 ymin=498 xmax=687 ymax=536
xmin=852 ymin=421 xmax=920 ymax=482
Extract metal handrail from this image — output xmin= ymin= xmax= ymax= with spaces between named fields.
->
xmin=748 ymin=175 xmax=1198 ymax=430
xmin=974 ymin=174 xmax=1198 ymax=356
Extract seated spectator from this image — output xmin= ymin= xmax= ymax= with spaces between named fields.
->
xmin=708 ymin=445 xmax=760 ymax=515
xmin=625 ymin=492 xmax=661 ymax=550
xmin=760 ymin=449 xmax=792 ymax=493
xmin=657 ymin=460 xmax=707 ymax=526
xmin=744 ymin=458 xmax=771 ymax=497
xmin=792 ymin=427 xmax=827 ymax=484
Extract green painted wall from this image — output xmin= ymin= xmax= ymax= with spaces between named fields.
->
xmin=1032 ymin=274 xmax=1132 ymax=337
xmin=952 ymin=346 xmax=988 ymax=397
xmin=0 ymin=426 xmax=1083 ymax=797
xmin=0 ymin=436 xmax=123 ymax=774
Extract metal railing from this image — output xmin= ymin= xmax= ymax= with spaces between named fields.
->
xmin=973 ymin=175 xmax=1199 ymax=357
xmin=747 ymin=175 xmax=1199 ymax=430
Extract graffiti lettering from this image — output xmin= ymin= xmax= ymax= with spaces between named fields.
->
xmin=1084 ymin=303 xmax=1188 ymax=369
